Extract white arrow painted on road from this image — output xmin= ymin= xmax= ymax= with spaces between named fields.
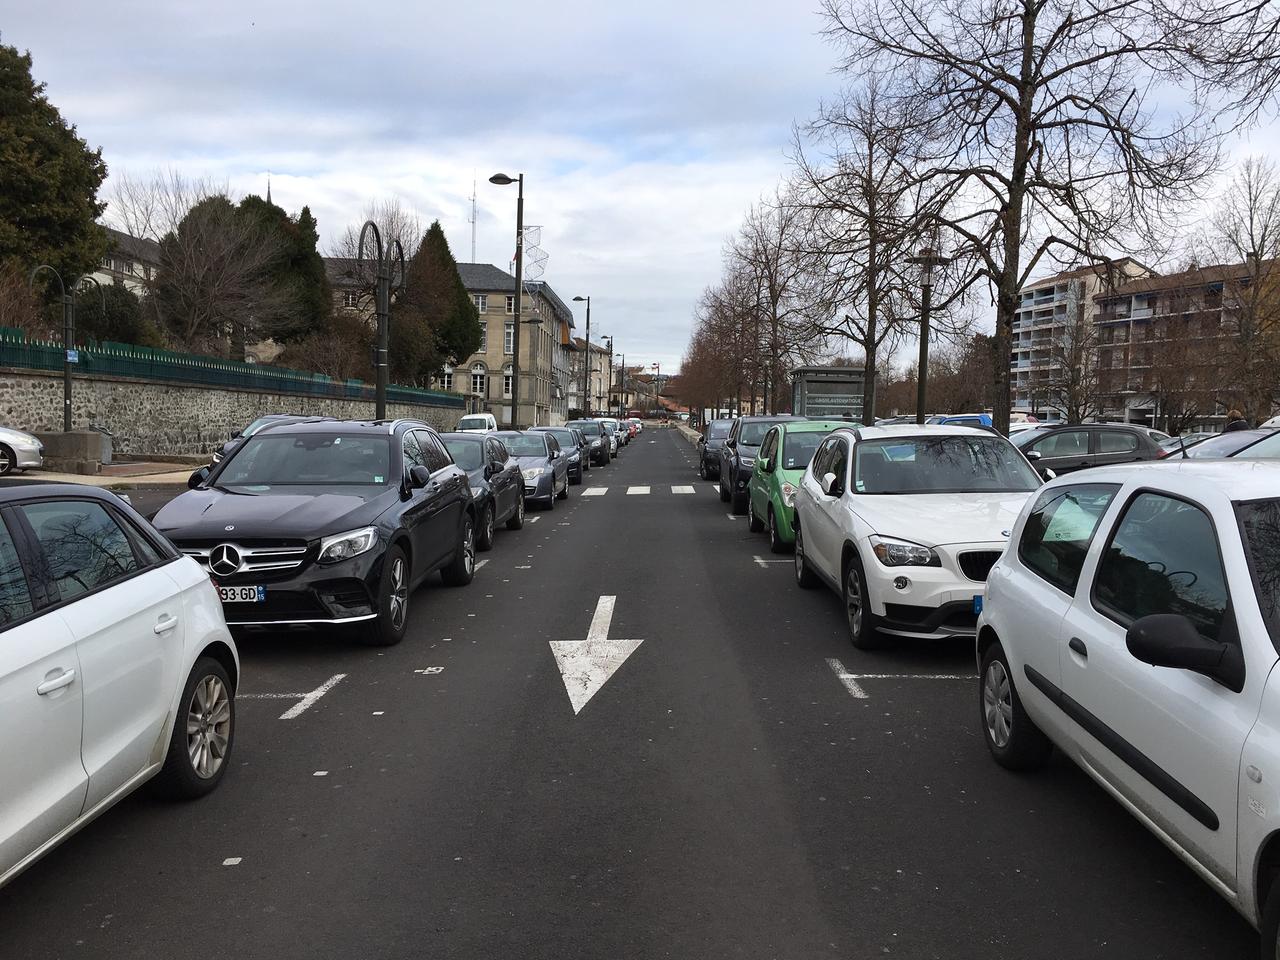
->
xmin=549 ymin=595 xmax=643 ymax=715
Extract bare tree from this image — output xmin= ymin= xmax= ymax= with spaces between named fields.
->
xmin=821 ymin=0 xmax=1274 ymax=432
xmin=1042 ymin=302 xmax=1103 ymax=424
xmin=330 ymin=198 xmax=424 ymax=316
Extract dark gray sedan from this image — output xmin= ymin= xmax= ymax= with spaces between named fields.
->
xmin=493 ymin=430 xmax=570 ymax=509
xmin=529 ymin=426 xmax=587 ymax=484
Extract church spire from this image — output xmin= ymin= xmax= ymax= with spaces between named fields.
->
xmin=266 ymin=172 xmax=272 ymax=205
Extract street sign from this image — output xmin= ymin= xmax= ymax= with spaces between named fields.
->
xmin=66 ymin=349 xmax=79 ymax=363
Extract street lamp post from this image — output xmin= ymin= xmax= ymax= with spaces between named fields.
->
xmin=650 ymin=362 xmax=661 ymax=417
xmin=490 ymin=173 xmax=527 ymax=427
xmin=618 ymin=351 xmax=626 ymax=418
xmin=30 ymin=265 xmax=104 ymax=432
xmin=357 ymin=220 xmax=406 ymax=420
xmin=603 ymin=336 xmax=614 ymax=416
xmin=572 ymin=295 xmax=591 ymax=416
xmin=907 ymin=246 xmax=952 ymax=425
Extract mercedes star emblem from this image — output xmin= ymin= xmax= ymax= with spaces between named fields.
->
xmin=209 ymin=543 xmax=243 ymax=577
xmin=224 ymin=525 xmax=235 ymax=531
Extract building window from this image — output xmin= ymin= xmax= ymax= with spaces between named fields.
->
xmin=504 ymin=321 xmax=514 ymax=354
xmin=342 ymin=291 xmax=360 ymax=309
xmin=124 ymin=260 xmax=135 ymax=275
xmin=441 ymin=364 xmax=453 ymax=391
xmin=143 ymin=264 xmax=152 ymax=280
xmin=479 ymin=321 xmax=487 ymax=352
xmin=101 ymin=256 xmax=111 ymax=268
xmin=505 ymin=295 xmax=516 ymax=314
xmin=471 ymin=363 xmax=487 ymax=397
xmin=503 ymin=364 xmax=513 ymax=399
xmin=473 ymin=294 xmax=488 ymax=313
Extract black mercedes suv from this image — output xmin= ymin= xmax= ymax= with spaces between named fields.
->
xmin=152 ymin=418 xmax=476 ymax=646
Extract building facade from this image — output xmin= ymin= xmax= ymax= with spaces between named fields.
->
xmin=92 ymin=227 xmax=160 ymax=295
xmin=567 ymin=338 xmax=612 ymax=416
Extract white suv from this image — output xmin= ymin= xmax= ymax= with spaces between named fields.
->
xmin=976 ymin=461 xmax=1280 ymax=952
xmin=0 ymin=485 xmax=238 ymax=889
xmin=792 ymin=425 xmax=1041 ymax=648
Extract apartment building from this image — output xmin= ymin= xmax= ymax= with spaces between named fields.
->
xmin=92 ymin=227 xmax=160 ymax=295
xmin=567 ymin=337 xmax=612 ymax=415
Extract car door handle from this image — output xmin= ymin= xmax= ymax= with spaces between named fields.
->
xmin=1068 ymin=637 xmax=1088 ymax=658
xmin=154 ymin=615 xmax=179 ymax=634
xmin=37 ymin=669 xmax=76 ymax=695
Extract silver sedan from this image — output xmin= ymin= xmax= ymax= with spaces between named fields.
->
xmin=0 ymin=426 xmax=43 ymax=475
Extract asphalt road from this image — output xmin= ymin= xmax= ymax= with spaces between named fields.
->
xmin=0 ymin=427 xmax=1258 ymax=959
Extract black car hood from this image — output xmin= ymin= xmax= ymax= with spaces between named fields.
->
xmin=153 ymin=485 xmax=398 ymax=541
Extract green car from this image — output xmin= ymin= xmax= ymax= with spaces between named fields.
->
xmin=747 ymin=420 xmax=847 ymax=553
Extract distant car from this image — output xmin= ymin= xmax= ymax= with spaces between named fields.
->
xmin=0 ymin=425 xmax=43 ymax=475
xmin=455 ymin=413 xmax=498 ymax=434
xmin=626 ymin=417 xmax=643 ymax=435
xmin=697 ymin=419 xmax=733 ymax=480
xmin=211 ymin=414 xmax=326 ymax=466
xmin=0 ymin=484 xmax=239 ymax=889
xmin=1177 ymin=429 xmax=1279 ymax=460
xmin=441 ymin=432 xmax=525 ymax=547
xmin=566 ymin=420 xmax=610 ymax=466
xmin=1263 ymin=415 xmax=1280 ymax=429
xmin=598 ymin=421 xmax=621 ymax=456
xmin=597 ymin=417 xmax=627 ymax=447
xmin=529 ymin=426 xmax=587 ymax=484
xmin=747 ymin=420 xmax=846 ymax=553
xmin=568 ymin=427 xmax=592 ymax=472
xmin=493 ymin=430 xmax=570 ymax=509
xmin=1012 ymin=423 xmax=1163 ymax=476
xmin=719 ymin=415 xmax=807 ymax=514
xmin=792 ymin=425 xmax=1041 ymax=648
xmin=1157 ymin=432 xmax=1216 ymax=456
xmin=975 ymin=461 xmax=1280 ymax=952
xmin=926 ymin=413 xmax=993 ymax=428
xmin=154 ymin=418 xmax=477 ymax=646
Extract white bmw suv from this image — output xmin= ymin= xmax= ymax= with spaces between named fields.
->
xmin=792 ymin=425 xmax=1041 ymax=648
xmin=977 ymin=461 xmax=1280 ymax=954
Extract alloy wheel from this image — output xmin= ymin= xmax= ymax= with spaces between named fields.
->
xmin=0 ymin=447 xmax=12 ymax=476
xmin=794 ymin=531 xmax=805 ymax=581
xmin=388 ymin=555 xmax=408 ymax=630
xmin=845 ymin=566 xmax=863 ymax=638
xmin=485 ymin=507 xmax=495 ymax=544
xmin=983 ymin=659 xmax=1013 ymax=749
xmin=462 ymin=520 xmax=475 ymax=574
xmin=185 ymin=675 xmax=231 ymax=780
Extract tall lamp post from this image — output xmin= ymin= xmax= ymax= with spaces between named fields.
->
xmin=30 ymin=265 xmax=104 ymax=432
xmin=602 ymin=335 xmax=614 ymax=416
xmin=650 ymin=362 xmax=661 ymax=417
xmin=357 ymin=220 xmax=405 ymax=420
xmin=618 ymin=351 xmax=627 ymax=418
xmin=572 ymin=294 xmax=591 ymax=416
xmin=907 ymin=246 xmax=952 ymax=425
xmin=490 ymin=172 xmax=541 ymax=427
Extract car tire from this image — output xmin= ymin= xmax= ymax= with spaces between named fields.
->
xmin=794 ymin=522 xmax=819 ymax=589
xmin=506 ymin=496 xmax=525 ymax=530
xmin=718 ymin=476 xmax=730 ymax=503
xmin=768 ymin=507 xmax=788 ymax=554
xmin=476 ymin=503 xmax=495 ymax=552
xmin=151 ymin=656 xmax=234 ymax=800
xmin=979 ymin=641 xmax=1052 ymax=771
xmin=440 ymin=514 xmax=475 ymax=587
xmin=0 ymin=444 xmax=14 ymax=476
xmin=748 ymin=499 xmax=764 ymax=532
xmin=730 ymin=489 xmax=748 ymax=515
xmin=361 ymin=544 xmax=411 ymax=646
xmin=844 ymin=552 xmax=883 ymax=650
xmin=698 ymin=460 xmax=709 ymax=480
xmin=1261 ymin=872 xmax=1280 ymax=960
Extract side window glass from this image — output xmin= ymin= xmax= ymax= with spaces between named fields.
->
xmin=20 ymin=500 xmax=141 ymax=601
xmin=0 ymin=518 xmax=34 ymax=626
xmin=421 ymin=432 xmax=450 ymax=472
xmin=1018 ymin=484 xmax=1120 ymax=593
xmin=403 ymin=431 xmax=426 ymax=470
xmin=810 ymin=440 xmax=831 ymax=479
xmin=829 ymin=441 xmax=849 ymax=495
xmin=1094 ymin=493 xmax=1230 ymax=641
xmin=1033 ymin=430 xmax=1089 ymax=459
xmin=1098 ymin=431 xmax=1139 ymax=454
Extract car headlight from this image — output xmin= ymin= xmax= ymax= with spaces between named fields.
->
xmin=318 ymin=527 xmax=379 ymax=563
xmin=590 ymin=439 xmax=601 ymax=448
xmin=470 ymin=486 xmax=484 ymax=499
xmin=740 ymin=456 xmax=756 ymax=468
xmin=522 ymin=467 xmax=545 ymax=480
xmin=781 ymin=482 xmax=797 ymax=508
xmin=869 ymin=535 xmax=940 ymax=567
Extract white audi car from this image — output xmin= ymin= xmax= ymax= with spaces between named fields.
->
xmin=976 ymin=461 xmax=1280 ymax=953
xmin=0 ymin=485 xmax=238 ymax=889
xmin=792 ymin=425 xmax=1041 ymax=648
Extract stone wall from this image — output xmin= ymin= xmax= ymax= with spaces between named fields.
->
xmin=0 ymin=367 xmax=465 ymax=457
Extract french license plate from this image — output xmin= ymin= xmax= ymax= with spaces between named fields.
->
xmin=973 ymin=595 xmax=984 ymax=615
xmin=219 ymin=585 xmax=265 ymax=603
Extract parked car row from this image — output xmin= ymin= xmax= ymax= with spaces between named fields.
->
xmin=692 ymin=412 xmax=1280 ymax=955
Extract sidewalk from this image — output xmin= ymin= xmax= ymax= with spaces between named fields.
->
xmin=2 ymin=463 xmax=194 ymax=488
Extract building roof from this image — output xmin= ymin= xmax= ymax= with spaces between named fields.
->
xmin=105 ymin=226 xmax=160 ymax=265
xmin=1023 ymin=256 xmax=1151 ymax=290
xmin=1097 ymin=260 xmax=1266 ymax=299
xmin=524 ymin=280 xmax=574 ymax=328
xmin=569 ymin=337 xmax=611 ymax=354
xmin=323 ymin=257 xmax=363 ymax=287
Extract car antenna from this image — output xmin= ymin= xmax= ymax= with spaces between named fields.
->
xmin=1179 ymin=433 xmax=1189 ymax=459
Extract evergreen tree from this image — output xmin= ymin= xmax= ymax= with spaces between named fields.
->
xmin=390 ymin=221 xmax=481 ymax=385
xmin=0 ymin=40 xmax=108 ymax=284
xmin=236 ymin=195 xmax=331 ymax=342
xmin=76 ymin=283 xmax=166 ymax=348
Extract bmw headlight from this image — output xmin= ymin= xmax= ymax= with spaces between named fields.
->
xmin=781 ymin=482 xmax=797 ymax=508
xmin=740 ymin=456 xmax=756 ymax=468
xmin=318 ymin=527 xmax=379 ymax=563
xmin=869 ymin=535 xmax=940 ymax=567
xmin=522 ymin=467 xmax=545 ymax=480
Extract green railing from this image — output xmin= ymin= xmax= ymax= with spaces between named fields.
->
xmin=0 ymin=328 xmax=465 ymax=409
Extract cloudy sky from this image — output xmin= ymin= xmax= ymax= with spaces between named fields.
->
xmin=5 ymin=1 xmax=843 ymax=372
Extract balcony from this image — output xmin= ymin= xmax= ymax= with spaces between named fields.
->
xmin=1129 ymin=307 xmax=1153 ymax=320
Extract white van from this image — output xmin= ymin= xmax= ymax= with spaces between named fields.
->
xmin=456 ymin=413 xmax=497 ymax=433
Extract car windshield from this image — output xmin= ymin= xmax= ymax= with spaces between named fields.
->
xmin=569 ymin=421 xmax=602 ymax=437
xmin=707 ymin=422 xmax=731 ymax=439
xmin=1232 ymin=432 xmax=1280 ymax=459
xmin=1185 ymin=431 xmax=1269 ymax=458
xmin=457 ymin=416 xmax=490 ymax=430
xmin=443 ymin=439 xmax=483 ymax=471
xmin=781 ymin=432 xmax=825 ymax=470
xmin=1237 ymin=498 xmax=1280 ymax=648
xmin=853 ymin=436 xmax=1041 ymax=494
xmin=739 ymin=421 xmax=782 ymax=446
xmin=218 ymin=433 xmax=391 ymax=486
xmin=243 ymin=416 xmax=286 ymax=437
xmin=539 ymin=429 xmax=576 ymax=446
xmin=503 ymin=434 xmax=549 ymax=457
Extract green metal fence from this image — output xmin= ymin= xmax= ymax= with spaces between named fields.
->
xmin=0 ymin=328 xmax=465 ymax=409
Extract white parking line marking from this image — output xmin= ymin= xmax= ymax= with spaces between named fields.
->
xmin=726 ymin=513 xmax=740 ymax=520
xmin=671 ymin=485 xmax=695 ymax=494
xmin=239 ymin=692 xmax=302 ymax=700
xmin=278 ymin=673 xmax=347 ymax=720
xmin=313 ymin=770 xmax=328 ymax=777
xmin=627 ymin=486 xmax=650 ymax=495
xmin=528 ymin=515 xmax=541 ymax=523
xmin=413 ymin=667 xmax=445 ymax=675
xmin=583 ymin=487 xmax=609 ymax=496
xmin=753 ymin=555 xmax=790 ymax=568
xmin=223 ymin=858 xmax=242 ymax=866
xmin=474 ymin=559 xmax=489 ymax=570
xmin=372 ymin=711 xmax=385 ymax=716
xmin=516 ymin=565 xmax=532 ymax=569
xmin=826 ymin=659 xmax=868 ymax=699
xmin=843 ymin=673 xmax=974 ymax=681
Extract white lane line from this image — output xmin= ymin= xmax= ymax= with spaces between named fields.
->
xmin=583 ymin=487 xmax=609 ymax=496
xmin=671 ymin=485 xmax=695 ymax=494
xmin=239 ymin=692 xmax=303 ymax=700
xmin=516 ymin=565 xmax=532 ymax=569
xmin=413 ymin=667 xmax=445 ymax=674
xmin=843 ymin=673 xmax=974 ymax=681
xmin=726 ymin=513 xmax=740 ymax=520
xmin=627 ymin=486 xmax=650 ymax=495
xmin=278 ymin=673 xmax=347 ymax=720
xmin=753 ymin=555 xmax=790 ymax=568
xmin=223 ymin=858 xmax=242 ymax=866
xmin=528 ymin=515 xmax=541 ymax=523
xmin=372 ymin=711 xmax=385 ymax=716
xmin=826 ymin=659 xmax=868 ymax=699
xmin=313 ymin=770 xmax=329 ymax=777
xmin=474 ymin=558 xmax=489 ymax=570
xmin=587 ymin=594 xmax=616 ymax=641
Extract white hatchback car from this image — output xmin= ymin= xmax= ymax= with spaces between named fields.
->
xmin=0 ymin=485 xmax=238 ymax=889
xmin=792 ymin=425 xmax=1041 ymax=648
xmin=976 ymin=461 xmax=1280 ymax=952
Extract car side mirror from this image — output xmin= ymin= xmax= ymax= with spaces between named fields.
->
xmin=483 ymin=463 xmax=496 ymax=479
xmin=409 ymin=464 xmax=431 ymax=489
xmin=188 ymin=466 xmax=210 ymax=489
xmin=1043 ymin=469 xmax=1057 ymax=481
xmin=820 ymin=471 xmax=839 ymax=496
xmin=1126 ymin=613 xmax=1244 ymax=692
xmin=550 ymin=450 xmax=560 ymax=461
xmin=759 ymin=456 xmax=772 ymax=473
xmin=1026 ymin=450 xmax=1042 ymax=461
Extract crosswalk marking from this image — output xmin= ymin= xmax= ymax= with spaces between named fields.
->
xmin=671 ymin=485 xmax=695 ymax=494
xmin=626 ymin=486 xmax=650 ymax=495
xmin=583 ymin=487 xmax=609 ymax=496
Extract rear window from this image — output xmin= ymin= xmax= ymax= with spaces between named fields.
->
xmin=1238 ymin=498 xmax=1280 ymax=649
xmin=782 ymin=432 xmax=825 ymax=470
xmin=458 ymin=416 xmax=491 ymax=430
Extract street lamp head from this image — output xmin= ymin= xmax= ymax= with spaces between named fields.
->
xmin=907 ymin=245 xmax=953 ymax=288
xmin=488 ymin=173 xmax=516 ymax=186
xmin=572 ymin=296 xmax=588 ymax=303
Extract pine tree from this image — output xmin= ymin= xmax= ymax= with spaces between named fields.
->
xmin=390 ymin=221 xmax=481 ymax=385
